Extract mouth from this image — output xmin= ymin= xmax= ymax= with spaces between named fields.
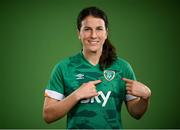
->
xmin=88 ymin=40 xmax=99 ymax=45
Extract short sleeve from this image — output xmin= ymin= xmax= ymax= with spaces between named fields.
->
xmin=124 ymin=61 xmax=138 ymax=101
xmin=44 ymin=63 xmax=65 ymax=100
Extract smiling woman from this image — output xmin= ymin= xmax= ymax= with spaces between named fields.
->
xmin=76 ymin=7 xmax=117 ymax=70
xmin=43 ymin=6 xmax=151 ymax=129
xmin=79 ymin=15 xmax=108 ymax=65
xmin=79 ymin=15 xmax=107 ymax=53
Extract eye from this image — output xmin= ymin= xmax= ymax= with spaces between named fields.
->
xmin=83 ymin=28 xmax=90 ymax=31
xmin=96 ymin=27 xmax=104 ymax=31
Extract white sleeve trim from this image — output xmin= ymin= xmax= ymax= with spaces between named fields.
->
xmin=45 ymin=89 xmax=65 ymax=100
xmin=126 ymin=94 xmax=138 ymax=101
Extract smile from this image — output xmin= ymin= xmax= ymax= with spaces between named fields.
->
xmin=88 ymin=40 xmax=99 ymax=44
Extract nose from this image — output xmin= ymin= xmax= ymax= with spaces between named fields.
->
xmin=91 ymin=30 xmax=97 ymax=39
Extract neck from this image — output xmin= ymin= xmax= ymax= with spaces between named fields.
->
xmin=82 ymin=49 xmax=102 ymax=66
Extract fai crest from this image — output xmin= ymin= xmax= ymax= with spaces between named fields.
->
xmin=103 ymin=70 xmax=115 ymax=81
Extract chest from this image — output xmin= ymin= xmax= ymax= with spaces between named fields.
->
xmin=63 ymin=68 xmax=126 ymax=98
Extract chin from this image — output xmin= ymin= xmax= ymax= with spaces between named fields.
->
xmin=89 ymin=46 xmax=98 ymax=51
xmin=84 ymin=45 xmax=102 ymax=53
xmin=89 ymin=48 xmax=101 ymax=53
xmin=89 ymin=50 xmax=98 ymax=53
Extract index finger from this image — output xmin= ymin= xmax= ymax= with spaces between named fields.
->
xmin=90 ymin=80 xmax=102 ymax=85
xmin=121 ymin=77 xmax=133 ymax=83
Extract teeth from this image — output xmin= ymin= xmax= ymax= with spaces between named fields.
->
xmin=89 ymin=41 xmax=98 ymax=44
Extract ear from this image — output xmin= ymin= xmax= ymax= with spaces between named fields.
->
xmin=77 ymin=29 xmax=80 ymax=39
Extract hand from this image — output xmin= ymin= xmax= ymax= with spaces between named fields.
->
xmin=74 ymin=80 xmax=102 ymax=100
xmin=122 ymin=78 xmax=151 ymax=99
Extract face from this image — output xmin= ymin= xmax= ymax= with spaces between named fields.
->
xmin=78 ymin=15 xmax=108 ymax=53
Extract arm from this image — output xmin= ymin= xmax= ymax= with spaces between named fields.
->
xmin=126 ymin=97 xmax=150 ymax=119
xmin=43 ymin=91 xmax=79 ymax=123
xmin=43 ymin=80 xmax=101 ymax=123
xmin=122 ymin=78 xmax=151 ymax=119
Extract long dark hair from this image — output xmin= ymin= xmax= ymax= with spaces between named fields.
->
xmin=77 ymin=6 xmax=117 ymax=70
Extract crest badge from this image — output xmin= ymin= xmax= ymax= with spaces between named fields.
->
xmin=103 ymin=70 xmax=115 ymax=81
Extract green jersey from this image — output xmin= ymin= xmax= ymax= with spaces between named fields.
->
xmin=45 ymin=52 xmax=136 ymax=129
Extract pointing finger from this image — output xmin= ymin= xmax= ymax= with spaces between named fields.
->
xmin=90 ymin=80 xmax=102 ymax=85
xmin=121 ymin=77 xmax=133 ymax=83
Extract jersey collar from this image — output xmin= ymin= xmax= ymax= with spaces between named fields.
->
xmin=80 ymin=51 xmax=100 ymax=68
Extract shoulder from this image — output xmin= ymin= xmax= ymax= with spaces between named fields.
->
xmin=114 ymin=57 xmax=136 ymax=79
xmin=54 ymin=52 xmax=81 ymax=70
xmin=112 ymin=57 xmax=133 ymax=70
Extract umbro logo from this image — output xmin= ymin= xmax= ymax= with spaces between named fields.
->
xmin=75 ymin=74 xmax=84 ymax=79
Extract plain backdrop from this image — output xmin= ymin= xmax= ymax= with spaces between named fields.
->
xmin=0 ymin=0 xmax=180 ymax=128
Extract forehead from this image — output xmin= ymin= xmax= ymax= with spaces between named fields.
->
xmin=81 ymin=16 xmax=105 ymax=27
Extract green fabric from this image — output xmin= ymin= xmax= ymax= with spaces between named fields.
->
xmin=46 ymin=52 xmax=136 ymax=129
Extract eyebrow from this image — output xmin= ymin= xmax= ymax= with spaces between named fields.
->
xmin=83 ymin=26 xmax=104 ymax=28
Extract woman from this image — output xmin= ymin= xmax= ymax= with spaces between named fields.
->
xmin=43 ymin=6 xmax=151 ymax=129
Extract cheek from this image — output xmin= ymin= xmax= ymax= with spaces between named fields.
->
xmin=100 ymin=32 xmax=107 ymax=39
xmin=83 ymin=34 xmax=90 ymax=40
xmin=80 ymin=34 xmax=89 ymax=45
xmin=100 ymin=34 xmax=107 ymax=43
xmin=80 ymin=32 xmax=90 ymax=39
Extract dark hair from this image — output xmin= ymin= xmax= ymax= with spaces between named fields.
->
xmin=77 ymin=6 xmax=117 ymax=70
